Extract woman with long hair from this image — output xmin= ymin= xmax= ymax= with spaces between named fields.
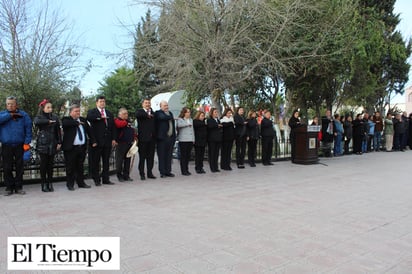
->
xmin=176 ymin=107 xmax=194 ymax=175
xmin=206 ymin=108 xmax=223 ymax=172
xmin=193 ymin=111 xmax=207 ymax=174
xmin=352 ymin=113 xmax=364 ymax=155
xmin=33 ymin=99 xmax=62 ymax=192
xmin=220 ymin=108 xmax=235 ymax=170
xmin=246 ymin=110 xmax=259 ymax=167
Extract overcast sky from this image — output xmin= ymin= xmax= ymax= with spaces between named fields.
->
xmin=52 ymin=0 xmax=412 ymax=99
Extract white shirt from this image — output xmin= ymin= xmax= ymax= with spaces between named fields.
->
xmin=73 ymin=120 xmax=86 ymax=145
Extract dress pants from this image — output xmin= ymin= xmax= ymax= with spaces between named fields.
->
xmin=353 ymin=135 xmax=362 ymax=153
xmin=194 ymin=145 xmax=206 ymax=171
xmin=247 ymin=139 xmax=257 ymax=165
xmin=261 ymin=136 xmax=273 ymax=164
xmin=385 ymin=134 xmax=393 ymax=151
xmin=157 ymin=137 xmax=174 ymax=175
xmin=39 ymin=153 xmax=55 ymax=183
xmin=394 ymin=133 xmax=404 ymax=150
xmin=221 ymin=140 xmax=233 ymax=169
xmin=235 ymin=136 xmax=247 ymax=166
xmin=115 ymin=142 xmax=132 ymax=178
xmin=138 ymin=140 xmax=155 ymax=176
xmin=208 ymin=141 xmax=221 ymax=172
xmin=64 ymin=145 xmax=87 ymax=188
xmin=90 ymin=145 xmax=111 ymax=183
xmin=1 ymin=144 xmax=24 ymax=191
xmin=179 ymin=142 xmax=193 ymax=174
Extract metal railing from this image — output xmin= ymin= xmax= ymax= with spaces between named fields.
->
xmin=0 ymin=147 xmax=117 ymax=186
xmin=1 ymin=132 xmax=293 ymax=186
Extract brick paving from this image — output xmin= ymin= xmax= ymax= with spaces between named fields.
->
xmin=1 ymin=151 xmax=412 ymax=273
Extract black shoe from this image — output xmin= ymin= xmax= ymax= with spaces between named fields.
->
xmin=117 ymin=176 xmax=125 ymax=182
xmin=41 ymin=183 xmax=49 ymax=192
xmin=250 ymin=163 xmax=256 ymax=167
xmin=182 ymin=172 xmax=191 ymax=176
xmin=94 ymin=180 xmax=101 ymax=186
xmin=267 ymin=162 xmax=274 ymax=165
xmin=102 ymin=181 xmax=115 ymax=185
xmin=78 ymin=183 xmax=91 ymax=188
xmin=4 ymin=190 xmax=13 ymax=196
xmin=160 ymin=174 xmax=166 ymax=178
xmin=211 ymin=169 xmax=220 ymax=173
xmin=48 ymin=183 xmax=54 ymax=192
xmin=238 ymin=165 xmax=245 ymax=169
xmin=15 ymin=189 xmax=26 ymax=195
xmin=140 ymin=175 xmax=146 ymax=180
xmin=147 ymin=174 xmax=156 ymax=179
xmin=67 ymin=186 xmax=75 ymax=191
xmin=166 ymin=173 xmax=175 ymax=177
xmin=124 ymin=177 xmax=133 ymax=181
xmin=196 ymin=169 xmax=205 ymax=174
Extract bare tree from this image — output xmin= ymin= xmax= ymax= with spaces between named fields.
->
xmin=134 ymin=0 xmax=342 ymax=112
xmin=0 ymin=0 xmax=82 ymax=116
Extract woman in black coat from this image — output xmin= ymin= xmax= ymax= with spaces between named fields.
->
xmin=33 ymin=99 xmax=62 ymax=192
xmin=220 ymin=108 xmax=235 ymax=170
xmin=246 ymin=110 xmax=259 ymax=167
xmin=343 ymin=115 xmax=353 ymax=154
xmin=260 ymin=111 xmax=275 ymax=165
xmin=193 ymin=111 xmax=207 ymax=174
xmin=207 ymin=108 xmax=223 ymax=172
xmin=352 ymin=114 xmax=364 ymax=155
xmin=288 ymin=110 xmax=302 ymax=163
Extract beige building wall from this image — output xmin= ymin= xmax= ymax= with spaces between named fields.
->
xmin=406 ymin=86 xmax=412 ymax=114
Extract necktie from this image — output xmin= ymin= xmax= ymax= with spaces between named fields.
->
xmin=77 ymin=125 xmax=83 ymax=142
xmin=101 ymin=108 xmax=107 ymax=126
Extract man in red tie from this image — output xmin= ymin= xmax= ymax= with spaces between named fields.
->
xmin=87 ymin=96 xmax=117 ymax=186
xmin=135 ymin=98 xmax=156 ymax=180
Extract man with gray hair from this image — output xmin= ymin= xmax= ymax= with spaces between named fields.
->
xmin=0 ymin=96 xmax=32 ymax=195
xmin=154 ymin=100 xmax=176 ymax=178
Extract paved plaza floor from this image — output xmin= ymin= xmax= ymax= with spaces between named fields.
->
xmin=1 ymin=150 xmax=412 ymax=273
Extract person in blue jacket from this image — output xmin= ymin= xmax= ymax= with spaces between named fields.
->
xmin=0 ymin=96 xmax=32 ymax=196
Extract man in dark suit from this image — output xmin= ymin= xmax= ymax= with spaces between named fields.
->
xmin=62 ymin=104 xmax=97 ymax=191
xmin=87 ymin=95 xmax=117 ymax=186
xmin=154 ymin=100 xmax=176 ymax=178
xmin=260 ymin=111 xmax=275 ymax=165
xmin=135 ymin=98 xmax=156 ymax=180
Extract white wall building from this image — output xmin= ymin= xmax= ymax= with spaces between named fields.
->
xmin=405 ymin=85 xmax=412 ymax=114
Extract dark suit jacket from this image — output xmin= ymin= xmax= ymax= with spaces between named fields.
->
xmin=260 ymin=118 xmax=275 ymax=138
xmin=135 ymin=108 xmax=156 ymax=142
xmin=154 ymin=110 xmax=176 ymax=140
xmin=207 ymin=118 xmax=223 ymax=142
xmin=61 ymin=116 xmax=95 ymax=151
xmin=86 ymin=108 xmax=115 ymax=146
xmin=234 ymin=114 xmax=246 ymax=137
xmin=193 ymin=119 xmax=207 ymax=146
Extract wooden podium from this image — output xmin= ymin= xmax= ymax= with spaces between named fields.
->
xmin=292 ymin=125 xmax=320 ymax=164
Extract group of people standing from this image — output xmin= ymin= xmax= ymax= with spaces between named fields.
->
xmin=0 ymin=96 xmax=280 ymax=196
xmin=0 ymin=95 xmax=120 ymax=195
xmin=136 ymin=101 xmax=277 ymax=180
xmin=317 ymin=110 xmax=412 ymax=156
